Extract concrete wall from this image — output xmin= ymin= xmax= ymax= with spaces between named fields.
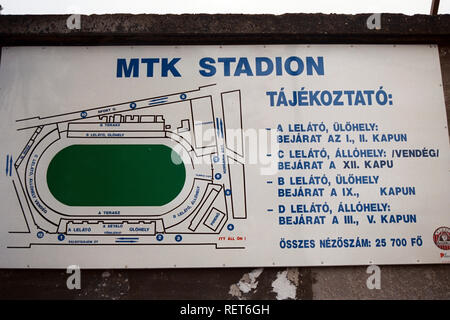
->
xmin=1 ymin=13 xmax=450 ymax=45
xmin=0 ymin=13 xmax=449 ymax=300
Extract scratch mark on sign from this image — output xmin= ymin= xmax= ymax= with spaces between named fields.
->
xmin=271 ymin=268 xmax=298 ymax=300
xmin=229 ymin=268 xmax=264 ymax=299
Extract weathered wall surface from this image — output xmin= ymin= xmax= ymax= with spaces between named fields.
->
xmin=1 ymin=13 xmax=450 ymax=45
xmin=0 ymin=13 xmax=449 ymax=300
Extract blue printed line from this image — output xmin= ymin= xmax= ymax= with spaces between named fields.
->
xmin=148 ymin=97 xmax=168 ymax=106
xmin=149 ymin=101 xmax=168 ymax=106
xmin=216 ymin=118 xmax=220 ymax=137
xmin=149 ymin=97 xmax=168 ymax=102
xmin=9 ymin=155 xmax=12 ymax=176
xmin=6 ymin=155 xmax=9 ymax=176
xmin=115 ymin=237 xmax=139 ymax=243
xmin=219 ymin=119 xmax=224 ymax=138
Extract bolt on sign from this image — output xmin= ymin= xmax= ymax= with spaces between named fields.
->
xmin=0 ymin=45 xmax=448 ymax=268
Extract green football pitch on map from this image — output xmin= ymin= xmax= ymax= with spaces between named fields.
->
xmin=46 ymin=144 xmax=186 ymax=206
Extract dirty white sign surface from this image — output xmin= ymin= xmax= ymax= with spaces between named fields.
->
xmin=0 ymin=45 xmax=448 ymax=268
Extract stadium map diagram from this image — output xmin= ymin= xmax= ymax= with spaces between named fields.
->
xmin=7 ymin=84 xmax=248 ymax=249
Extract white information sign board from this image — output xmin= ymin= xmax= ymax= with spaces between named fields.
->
xmin=0 ymin=45 xmax=448 ymax=268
